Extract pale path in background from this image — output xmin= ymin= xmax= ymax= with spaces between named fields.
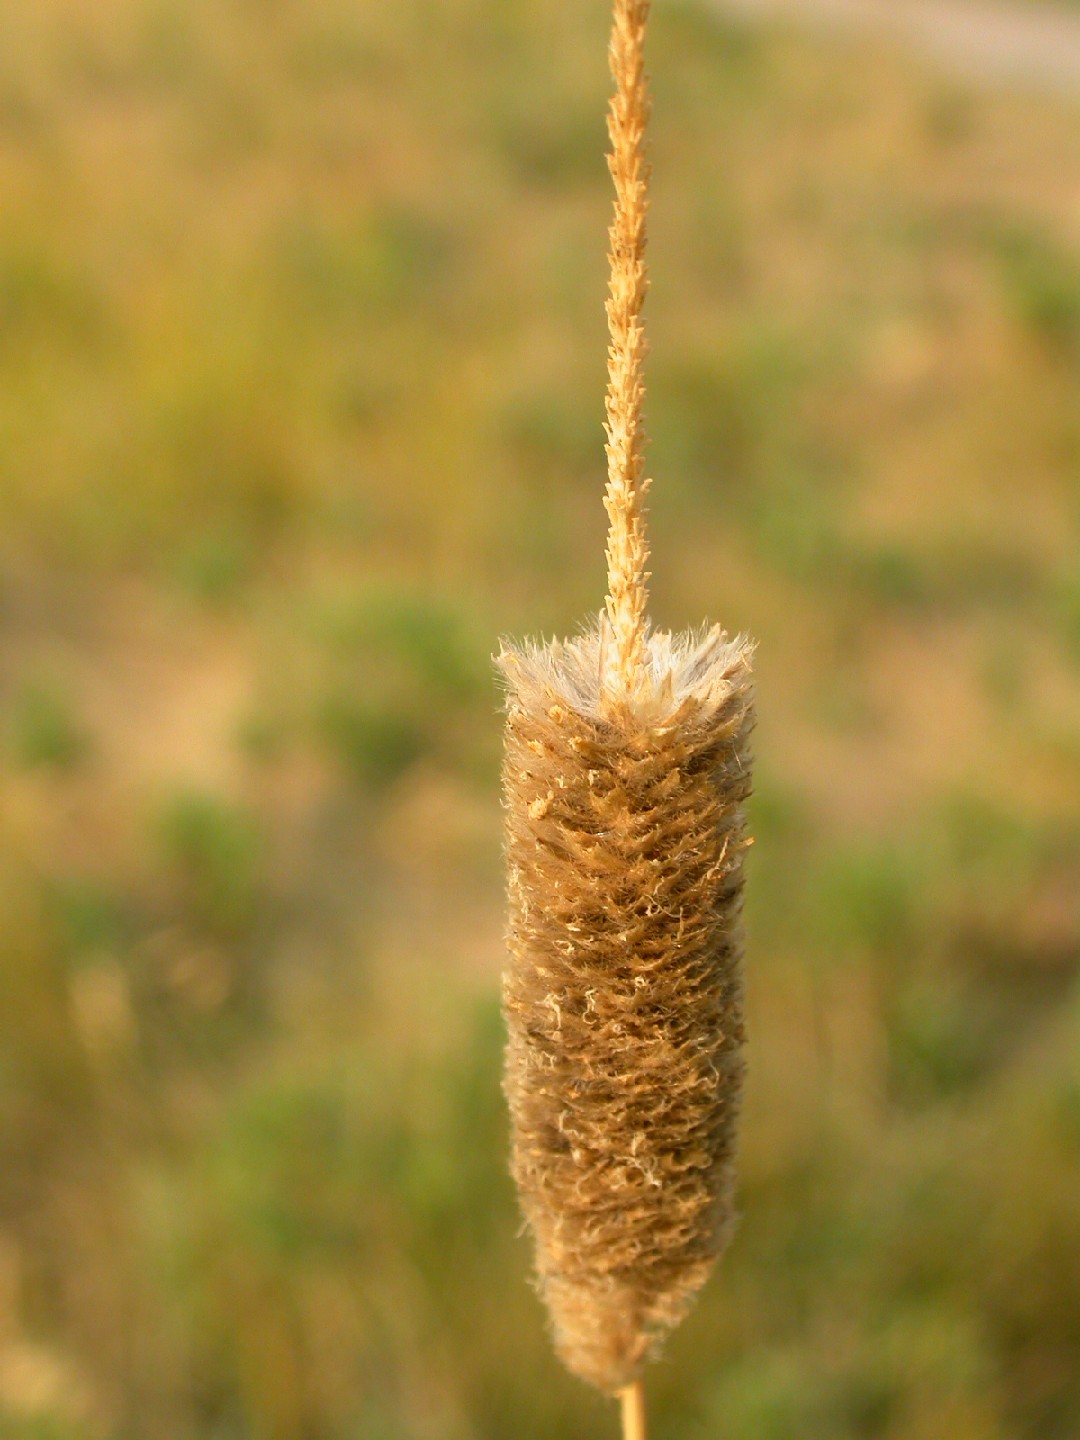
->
xmin=697 ymin=0 xmax=1080 ymax=97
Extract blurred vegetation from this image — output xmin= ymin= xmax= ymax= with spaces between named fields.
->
xmin=0 ymin=0 xmax=1078 ymax=1437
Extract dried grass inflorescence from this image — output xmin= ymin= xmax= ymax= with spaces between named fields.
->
xmin=498 ymin=0 xmax=756 ymax=1405
xmin=499 ymin=627 xmax=753 ymax=1393
xmin=603 ymin=0 xmax=652 ymax=694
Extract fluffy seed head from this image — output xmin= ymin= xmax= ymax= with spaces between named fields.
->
xmin=499 ymin=621 xmax=754 ymax=1393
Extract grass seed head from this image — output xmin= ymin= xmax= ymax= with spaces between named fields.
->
xmin=499 ymin=623 xmax=754 ymax=1392
xmin=499 ymin=0 xmax=756 ymax=1396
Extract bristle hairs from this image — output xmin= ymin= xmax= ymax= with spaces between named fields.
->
xmin=499 ymin=627 xmax=753 ymax=1392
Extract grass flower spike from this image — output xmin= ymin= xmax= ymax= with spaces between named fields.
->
xmin=498 ymin=0 xmax=755 ymax=1427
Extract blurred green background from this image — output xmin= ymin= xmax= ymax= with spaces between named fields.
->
xmin=1 ymin=0 xmax=1079 ymax=1436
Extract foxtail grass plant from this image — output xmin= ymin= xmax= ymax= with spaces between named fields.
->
xmin=498 ymin=0 xmax=755 ymax=1434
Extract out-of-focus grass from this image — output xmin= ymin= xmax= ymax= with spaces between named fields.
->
xmin=5 ymin=675 xmax=88 ymax=770
xmin=0 ymin=0 xmax=1078 ymax=1437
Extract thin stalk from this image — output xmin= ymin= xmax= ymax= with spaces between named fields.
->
xmin=602 ymin=0 xmax=652 ymax=701
xmin=619 ymin=1379 xmax=648 ymax=1440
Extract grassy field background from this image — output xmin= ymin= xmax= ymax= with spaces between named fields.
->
xmin=1 ymin=1 xmax=1079 ymax=1437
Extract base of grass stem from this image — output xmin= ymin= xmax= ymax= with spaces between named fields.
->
xmin=619 ymin=1379 xmax=646 ymax=1440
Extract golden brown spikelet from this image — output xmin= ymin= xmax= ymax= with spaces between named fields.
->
xmin=499 ymin=625 xmax=754 ymax=1394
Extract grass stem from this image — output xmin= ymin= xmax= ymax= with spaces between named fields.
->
xmin=619 ymin=1380 xmax=647 ymax=1440
xmin=603 ymin=0 xmax=652 ymax=701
